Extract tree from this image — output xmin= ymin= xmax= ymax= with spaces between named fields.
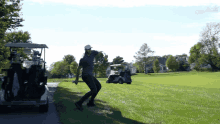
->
xmin=50 ymin=61 xmax=69 ymax=78
xmin=63 ymin=54 xmax=76 ymax=77
xmin=112 ymin=56 xmax=124 ymax=64
xmin=197 ymin=22 xmax=220 ymax=71
xmin=176 ymin=60 xmax=185 ymax=71
xmin=133 ymin=62 xmax=141 ymax=73
xmin=69 ymin=61 xmax=78 ymax=77
xmin=0 ymin=0 xmax=25 ymax=74
xmin=93 ymin=52 xmax=105 ymax=78
xmin=48 ymin=62 xmax=56 ymax=72
xmin=175 ymin=55 xmax=190 ymax=71
xmin=182 ymin=62 xmax=190 ymax=71
xmin=166 ymin=55 xmax=179 ymax=72
xmin=136 ymin=61 xmax=145 ymax=73
xmin=0 ymin=0 xmax=24 ymax=51
xmin=133 ymin=43 xmax=155 ymax=74
xmin=133 ymin=62 xmax=139 ymax=70
xmin=0 ymin=30 xmax=32 ymax=75
xmin=153 ymin=58 xmax=160 ymax=73
xmin=96 ymin=52 xmax=109 ymax=78
xmin=162 ymin=54 xmax=172 ymax=59
xmin=188 ymin=42 xmax=206 ymax=71
xmin=0 ymin=0 xmax=24 ymax=38
xmin=63 ymin=54 xmax=75 ymax=65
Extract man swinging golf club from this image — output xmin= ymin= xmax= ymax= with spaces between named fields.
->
xmin=73 ymin=45 xmax=103 ymax=111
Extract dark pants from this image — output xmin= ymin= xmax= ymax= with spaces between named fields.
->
xmin=78 ymin=74 xmax=102 ymax=104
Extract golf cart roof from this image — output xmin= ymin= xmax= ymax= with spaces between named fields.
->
xmin=5 ymin=43 xmax=48 ymax=48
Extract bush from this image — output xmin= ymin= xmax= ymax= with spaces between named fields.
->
xmin=153 ymin=59 xmax=160 ymax=73
xmin=166 ymin=55 xmax=179 ymax=71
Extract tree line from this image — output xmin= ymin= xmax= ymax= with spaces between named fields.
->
xmin=133 ymin=22 xmax=220 ymax=73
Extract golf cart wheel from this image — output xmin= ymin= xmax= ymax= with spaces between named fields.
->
xmin=0 ymin=105 xmax=8 ymax=113
xmin=119 ymin=79 xmax=123 ymax=84
xmin=127 ymin=82 xmax=131 ymax=84
xmin=106 ymin=80 xmax=110 ymax=83
xmin=39 ymin=97 xmax=49 ymax=113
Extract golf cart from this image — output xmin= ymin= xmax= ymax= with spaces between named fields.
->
xmin=106 ymin=64 xmax=132 ymax=84
xmin=0 ymin=43 xmax=49 ymax=113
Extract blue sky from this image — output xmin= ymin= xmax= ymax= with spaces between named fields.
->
xmin=10 ymin=0 xmax=220 ymax=70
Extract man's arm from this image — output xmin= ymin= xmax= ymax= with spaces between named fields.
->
xmin=93 ymin=50 xmax=103 ymax=57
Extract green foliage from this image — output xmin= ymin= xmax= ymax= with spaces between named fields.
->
xmin=133 ymin=43 xmax=155 ymax=73
xmin=97 ymin=52 xmax=109 ymax=78
xmin=93 ymin=52 xmax=109 ymax=77
xmin=0 ymin=0 xmax=25 ymax=74
xmin=0 ymin=0 xmax=24 ymax=35
xmin=176 ymin=59 xmax=190 ymax=71
xmin=166 ymin=55 xmax=179 ymax=71
xmin=63 ymin=54 xmax=76 ymax=76
xmin=50 ymin=61 xmax=69 ymax=78
xmin=153 ymin=58 xmax=160 ymax=73
xmin=69 ymin=61 xmax=78 ymax=76
xmin=93 ymin=52 xmax=105 ymax=77
xmin=112 ymin=56 xmax=124 ymax=64
xmin=189 ymin=40 xmax=220 ymax=71
xmin=193 ymin=22 xmax=220 ymax=71
xmin=182 ymin=62 xmax=190 ymax=71
xmin=0 ymin=30 xmax=32 ymax=75
xmin=188 ymin=42 xmax=204 ymax=64
xmin=136 ymin=61 xmax=144 ymax=73
xmin=133 ymin=62 xmax=139 ymax=69
xmin=63 ymin=55 xmax=75 ymax=65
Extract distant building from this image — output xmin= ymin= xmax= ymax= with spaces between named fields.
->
xmin=145 ymin=57 xmax=168 ymax=73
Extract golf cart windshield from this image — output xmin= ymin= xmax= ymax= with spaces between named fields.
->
xmin=23 ymin=60 xmax=45 ymax=69
xmin=5 ymin=43 xmax=48 ymax=70
xmin=110 ymin=64 xmax=124 ymax=70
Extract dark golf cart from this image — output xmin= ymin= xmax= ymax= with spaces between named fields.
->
xmin=0 ymin=43 xmax=49 ymax=113
xmin=106 ymin=64 xmax=132 ymax=84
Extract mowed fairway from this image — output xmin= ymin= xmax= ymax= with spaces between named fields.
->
xmin=45 ymin=72 xmax=220 ymax=123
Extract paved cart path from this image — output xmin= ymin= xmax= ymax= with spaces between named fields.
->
xmin=0 ymin=82 xmax=62 ymax=124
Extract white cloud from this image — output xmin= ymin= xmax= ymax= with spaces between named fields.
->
xmin=152 ymin=34 xmax=200 ymax=45
xmin=153 ymin=46 xmax=191 ymax=57
xmin=206 ymin=12 xmax=220 ymax=20
xmin=180 ymin=23 xmax=204 ymax=28
xmin=28 ymin=0 xmax=220 ymax=7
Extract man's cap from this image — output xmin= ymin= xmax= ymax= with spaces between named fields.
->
xmin=85 ymin=45 xmax=92 ymax=50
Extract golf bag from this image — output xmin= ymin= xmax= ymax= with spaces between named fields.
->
xmin=3 ymin=63 xmax=25 ymax=102
xmin=24 ymin=65 xmax=45 ymax=99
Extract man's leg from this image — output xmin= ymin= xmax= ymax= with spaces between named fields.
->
xmin=88 ymin=76 xmax=102 ymax=103
xmin=77 ymin=74 xmax=97 ymax=104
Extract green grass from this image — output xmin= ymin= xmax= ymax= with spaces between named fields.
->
xmin=52 ymin=72 xmax=220 ymax=124
xmin=1 ymin=72 xmax=220 ymax=123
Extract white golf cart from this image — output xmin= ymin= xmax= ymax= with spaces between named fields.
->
xmin=106 ymin=64 xmax=132 ymax=84
xmin=0 ymin=43 xmax=49 ymax=113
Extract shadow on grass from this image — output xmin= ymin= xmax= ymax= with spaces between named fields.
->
xmin=54 ymin=86 xmax=147 ymax=124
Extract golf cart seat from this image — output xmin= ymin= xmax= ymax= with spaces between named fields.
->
xmin=120 ymin=71 xmax=131 ymax=77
